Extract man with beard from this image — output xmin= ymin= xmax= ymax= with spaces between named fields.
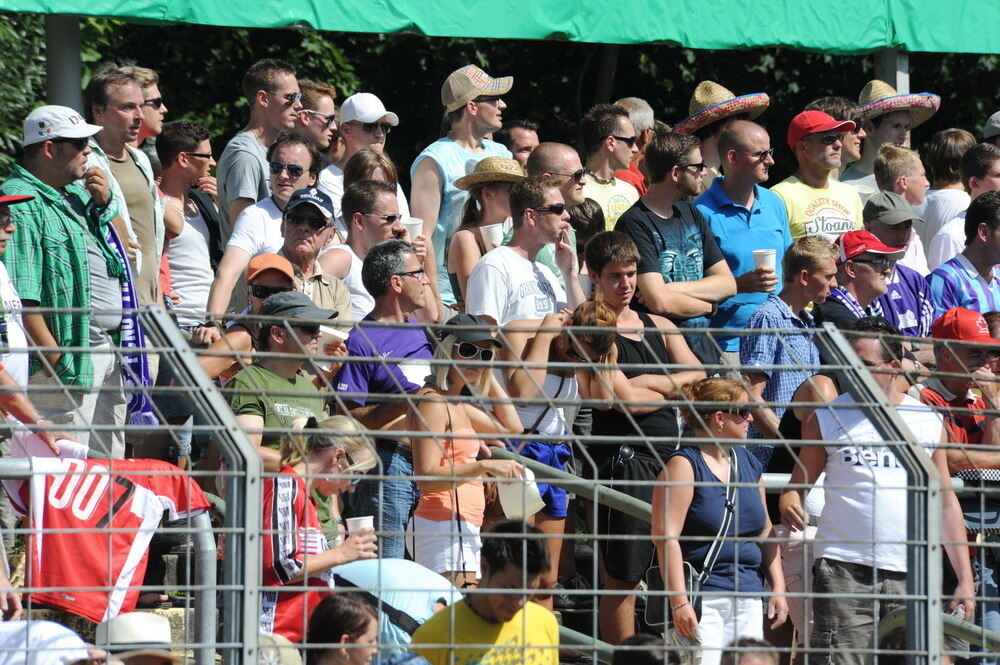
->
xmin=695 ymin=120 xmax=791 ymax=366
xmin=772 ymin=111 xmax=864 ymax=242
xmin=614 ymin=132 xmax=735 ymax=360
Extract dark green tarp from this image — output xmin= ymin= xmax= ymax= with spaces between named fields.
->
xmin=1 ymin=0 xmax=998 ymax=54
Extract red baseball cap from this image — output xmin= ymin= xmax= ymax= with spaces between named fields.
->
xmin=836 ymin=230 xmax=905 ymax=263
xmin=0 ymin=191 xmax=34 ymax=206
xmin=931 ymin=307 xmax=1000 ymax=345
xmin=787 ymin=110 xmax=857 ymax=150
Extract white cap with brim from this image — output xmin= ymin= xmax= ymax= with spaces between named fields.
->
xmin=338 ymin=93 xmax=399 ymax=127
xmin=95 ymin=612 xmax=181 ymax=664
xmin=22 ymin=105 xmax=102 ymax=148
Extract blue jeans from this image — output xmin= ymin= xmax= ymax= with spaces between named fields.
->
xmin=344 ymin=441 xmax=418 ymax=559
xmin=975 ymin=543 xmax=1000 ymax=664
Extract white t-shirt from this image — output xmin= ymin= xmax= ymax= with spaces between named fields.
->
xmin=325 ymin=244 xmax=373 ymax=322
xmin=899 ymin=230 xmax=929 ymax=276
xmin=927 ymin=211 xmax=966 ymax=271
xmin=166 ymin=210 xmax=215 ymax=328
xmin=226 ymin=197 xmax=282 ymax=257
xmin=916 ymin=188 xmax=970 ymax=253
xmin=814 ymin=392 xmax=941 ymax=572
xmin=465 ymin=246 xmax=567 ymax=325
xmin=0 ymin=261 xmax=28 ymax=386
xmin=316 ymin=164 xmax=412 ymax=238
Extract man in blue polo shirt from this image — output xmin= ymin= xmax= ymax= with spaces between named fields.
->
xmin=929 ymin=190 xmax=1000 ymax=317
xmin=695 ymin=120 xmax=792 ymax=365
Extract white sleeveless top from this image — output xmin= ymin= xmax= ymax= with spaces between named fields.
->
xmin=325 ymin=244 xmax=373 ymax=322
xmin=166 ymin=210 xmax=214 ymax=328
xmin=513 ymin=372 xmax=579 ymax=438
xmin=814 ymin=392 xmax=942 ymax=572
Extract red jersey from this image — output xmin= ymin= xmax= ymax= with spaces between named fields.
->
xmin=15 ymin=457 xmax=209 ymax=622
xmin=614 ymin=162 xmax=647 ymax=196
xmin=915 ymin=379 xmax=986 ymax=448
xmin=260 ymin=467 xmax=332 ymax=643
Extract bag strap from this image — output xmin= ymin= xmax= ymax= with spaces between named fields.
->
xmin=524 ymin=374 xmax=566 ymax=434
xmin=695 ymin=449 xmax=739 ymax=585
xmin=332 ymin=574 xmax=423 ymax=635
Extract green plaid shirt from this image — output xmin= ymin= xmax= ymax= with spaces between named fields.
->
xmin=1 ymin=162 xmax=123 ymax=385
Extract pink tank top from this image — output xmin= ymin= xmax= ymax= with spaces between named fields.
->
xmin=414 ymin=427 xmax=485 ymax=525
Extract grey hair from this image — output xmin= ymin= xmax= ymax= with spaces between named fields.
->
xmin=614 ymin=97 xmax=655 ymax=134
xmin=361 ymin=239 xmax=415 ymax=298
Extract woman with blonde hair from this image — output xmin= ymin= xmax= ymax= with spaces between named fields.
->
xmin=447 ymin=157 xmax=525 ymax=307
xmin=260 ymin=415 xmax=380 ymax=643
xmin=651 ymin=377 xmax=787 ymax=665
xmin=405 ymin=314 xmax=524 ymax=588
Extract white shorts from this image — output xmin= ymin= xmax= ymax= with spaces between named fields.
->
xmin=405 ymin=515 xmax=482 ymax=575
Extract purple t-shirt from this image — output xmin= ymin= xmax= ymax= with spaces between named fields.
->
xmin=333 ymin=317 xmax=433 ymax=405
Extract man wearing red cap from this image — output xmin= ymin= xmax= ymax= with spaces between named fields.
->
xmin=813 ymin=230 xmax=904 ymax=329
xmin=771 ymin=111 xmax=864 ymax=242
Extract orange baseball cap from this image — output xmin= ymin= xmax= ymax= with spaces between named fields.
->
xmin=246 ymin=253 xmax=295 ymax=284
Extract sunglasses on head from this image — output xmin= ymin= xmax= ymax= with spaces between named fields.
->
xmin=142 ymin=96 xmax=164 ymax=109
xmin=455 ymin=341 xmax=495 ymax=362
xmin=270 ymin=161 xmax=305 ymax=179
xmin=52 ymin=137 xmax=88 ymax=151
xmin=248 ymin=284 xmax=293 ymax=299
xmin=286 ymin=213 xmax=329 ymax=230
xmin=532 ymin=203 xmax=567 ymax=215
xmin=356 ymin=122 xmax=392 ymax=134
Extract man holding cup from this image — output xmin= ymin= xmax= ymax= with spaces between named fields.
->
xmin=695 ymin=120 xmax=792 ymax=367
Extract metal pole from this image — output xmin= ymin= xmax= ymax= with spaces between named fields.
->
xmin=875 ymin=48 xmax=910 ymax=93
xmin=192 ymin=512 xmax=217 ymax=665
xmin=44 ymin=15 xmax=83 ymax=111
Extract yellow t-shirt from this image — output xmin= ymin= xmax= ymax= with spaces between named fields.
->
xmin=770 ymin=175 xmax=863 ymax=242
xmin=411 ymin=600 xmax=559 ymax=665
xmin=583 ymin=177 xmax=639 ymax=230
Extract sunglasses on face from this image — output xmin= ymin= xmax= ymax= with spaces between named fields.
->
xmin=850 ymin=257 xmax=893 ymax=271
xmin=52 ymin=137 xmax=88 ymax=151
xmin=393 ymin=268 xmax=426 ymax=280
xmin=278 ymin=91 xmax=302 ymax=106
xmin=725 ymin=407 xmax=752 ymax=420
xmin=551 ymin=168 xmax=586 ymax=182
xmin=532 ymin=203 xmax=567 ymax=215
xmin=248 ymin=284 xmax=293 ymax=299
xmin=269 ymin=161 xmax=305 ymax=179
xmin=611 ymin=135 xmax=637 ymax=148
xmin=303 ymin=109 xmax=336 ymax=128
xmin=362 ymin=212 xmax=403 ymax=224
xmin=293 ymin=324 xmax=320 ymax=336
xmin=340 ymin=451 xmax=363 ymax=484
xmin=183 ymin=151 xmax=213 ymax=159
xmin=473 ymin=95 xmax=503 ymax=105
xmin=745 ymin=148 xmax=775 ymax=161
xmin=455 ymin=341 xmax=495 ymax=362
xmin=142 ymin=96 xmax=164 ymax=109
xmin=679 ymin=162 xmax=709 ymax=173
xmin=286 ymin=214 xmax=329 ymax=230
xmin=353 ymin=121 xmax=392 ymax=135
xmin=817 ymin=134 xmax=842 ymax=145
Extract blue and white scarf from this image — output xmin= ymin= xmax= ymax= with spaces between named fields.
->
xmin=827 ymin=287 xmax=878 ymax=320
xmin=106 ymin=229 xmax=157 ymax=426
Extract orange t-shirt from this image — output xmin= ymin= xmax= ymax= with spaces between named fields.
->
xmin=414 ymin=428 xmax=485 ymax=525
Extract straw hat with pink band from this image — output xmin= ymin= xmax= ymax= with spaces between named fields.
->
xmin=856 ymin=80 xmax=941 ymax=130
xmin=671 ymin=81 xmax=770 ymax=135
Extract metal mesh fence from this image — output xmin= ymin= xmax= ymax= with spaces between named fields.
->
xmin=2 ymin=306 xmax=1000 ymax=665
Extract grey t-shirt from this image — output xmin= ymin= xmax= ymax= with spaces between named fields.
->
xmin=86 ymin=237 xmax=123 ymax=342
xmin=216 ymin=129 xmax=270 ymax=232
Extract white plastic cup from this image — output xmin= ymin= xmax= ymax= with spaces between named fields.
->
xmin=402 ymin=217 xmax=424 ymax=240
xmin=479 ymin=222 xmax=506 ymax=250
xmin=753 ymin=249 xmax=777 ymax=271
xmin=346 ymin=516 xmax=374 ymax=533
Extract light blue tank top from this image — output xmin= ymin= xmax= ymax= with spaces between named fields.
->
xmin=410 ymin=137 xmax=511 ymax=305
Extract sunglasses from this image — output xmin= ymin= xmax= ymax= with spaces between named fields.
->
xmin=532 ymin=203 xmax=567 ymax=215
xmin=611 ymin=135 xmax=637 ymax=148
xmin=850 ymin=257 xmax=893 ymax=271
xmin=142 ymin=96 xmax=164 ymax=109
xmin=279 ymin=91 xmax=302 ymax=106
xmin=340 ymin=451 xmax=363 ymax=485
xmin=183 ymin=151 xmax=213 ymax=159
xmin=270 ymin=161 xmax=305 ymax=179
xmin=293 ymin=324 xmax=320 ymax=336
xmin=473 ymin=95 xmax=503 ymax=105
xmin=745 ymin=148 xmax=775 ymax=161
xmin=303 ymin=109 xmax=336 ymax=128
xmin=363 ymin=212 xmax=403 ymax=224
xmin=725 ymin=407 xmax=752 ymax=420
xmin=455 ymin=341 xmax=495 ymax=362
xmin=818 ymin=134 xmax=842 ymax=145
xmin=52 ymin=137 xmax=88 ymax=151
xmin=286 ymin=214 xmax=329 ymax=230
xmin=551 ymin=168 xmax=586 ymax=182
xmin=679 ymin=162 xmax=709 ymax=172
xmin=355 ymin=122 xmax=393 ymax=135
xmin=393 ymin=268 xmax=426 ymax=280
xmin=248 ymin=284 xmax=293 ymax=299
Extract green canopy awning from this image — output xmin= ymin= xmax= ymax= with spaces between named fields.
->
xmin=2 ymin=0 xmax=998 ymax=54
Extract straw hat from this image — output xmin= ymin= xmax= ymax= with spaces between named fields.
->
xmin=454 ymin=156 xmax=525 ymax=190
xmin=856 ymin=80 xmax=940 ymax=129
xmin=671 ymin=81 xmax=770 ymax=135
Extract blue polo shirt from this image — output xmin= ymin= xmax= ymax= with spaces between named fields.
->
xmin=929 ymin=253 xmax=1000 ymax=318
xmin=695 ymin=178 xmax=792 ymax=352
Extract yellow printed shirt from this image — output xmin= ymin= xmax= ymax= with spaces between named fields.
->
xmin=770 ymin=175 xmax=863 ymax=242
xmin=411 ymin=600 xmax=559 ymax=665
xmin=582 ymin=177 xmax=639 ymax=230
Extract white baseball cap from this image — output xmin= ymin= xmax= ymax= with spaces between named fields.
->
xmin=22 ymin=105 xmax=102 ymax=148
xmin=338 ymin=93 xmax=399 ymax=126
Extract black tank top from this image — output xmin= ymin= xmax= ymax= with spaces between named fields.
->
xmin=591 ymin=311 xmax=679 ymax=458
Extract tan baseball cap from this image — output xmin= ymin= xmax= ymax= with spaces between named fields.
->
xmin=441 ymin=65 xmax=513 ymax=113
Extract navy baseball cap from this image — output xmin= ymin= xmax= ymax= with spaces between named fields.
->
xmin=286 ymin=187 xmax=334 ymax=219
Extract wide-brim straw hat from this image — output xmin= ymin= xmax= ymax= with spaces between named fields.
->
xmin=856 ymin=80 xmax=940 ymax=129
xmin=672 ymin=81 xmax=770 ymax=135
xmin=454 ymin=156 xmax=525 ymax=190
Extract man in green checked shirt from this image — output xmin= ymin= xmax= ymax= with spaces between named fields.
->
xmin=1 ymin=105 xmax=130 ymax=458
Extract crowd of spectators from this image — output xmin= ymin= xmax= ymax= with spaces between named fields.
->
xmin=2 ymin=58 xmax=1000 ymax=665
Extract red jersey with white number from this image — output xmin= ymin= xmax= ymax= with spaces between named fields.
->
xmin=260 ymin=467 xmax=332 ymax=643
xmin=13 ymin=457 xmax=209 ymax=622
